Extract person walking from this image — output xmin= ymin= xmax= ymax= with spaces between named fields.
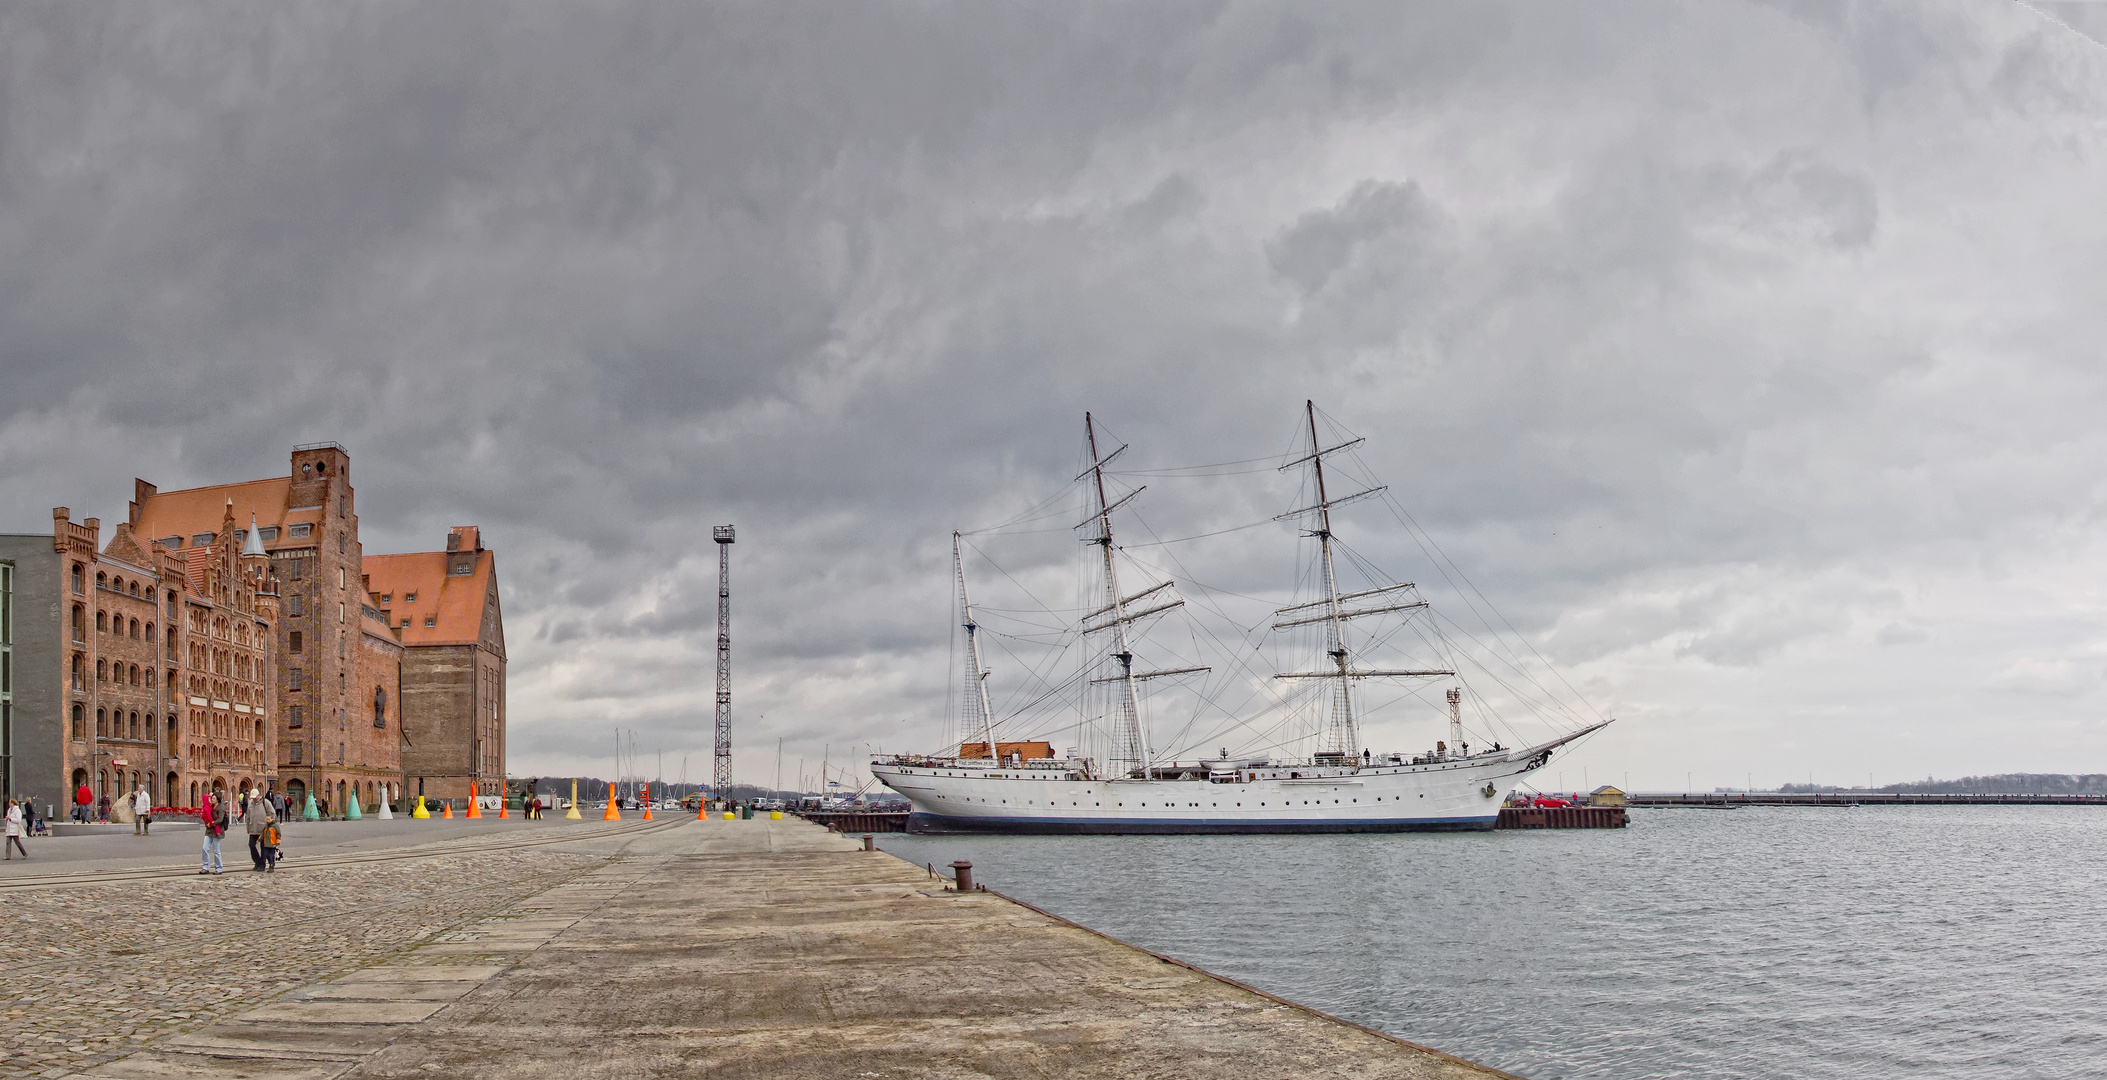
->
xmin=73 ymin=781 xmax=92 ymax=823
xmin=199 ymin=793 xmax=226 ymax=875
xmin=97 ymin=791 xmax=111 ymax=824
xmin=5 ymin=798 xmax=26 ymax=860
xmin=244 ymin=790 xmax=276 ymax=872
xmin=132 ymin=785 xmax=153 ymax=835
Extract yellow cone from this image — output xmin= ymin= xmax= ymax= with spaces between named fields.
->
xmin=566 ymin=779 xmax=582 ymax=820
xmin=412 ymin=795 xmax=431 ymax=819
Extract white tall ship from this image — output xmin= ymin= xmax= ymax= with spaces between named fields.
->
xmin=872 ymin=404 xmax=1609 ymax=834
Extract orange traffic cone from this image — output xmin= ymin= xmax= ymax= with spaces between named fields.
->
xmin=641 ymin=782 xmax=654 ymax=821
xmin=442 ymin=800 xmax=454 ymax=819
xmin=465 ymin=781 xmax=482 ymax=819
xmin=602 ymin=790 xmax=621 ymax=820
xmin=498 ymin=794 xmax=509 ymax=820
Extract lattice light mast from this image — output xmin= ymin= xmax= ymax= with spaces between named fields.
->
xmin=713 ymin=525 xmax=735 ymax=804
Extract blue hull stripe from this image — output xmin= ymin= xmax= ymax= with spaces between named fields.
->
xmin=906 ymin=811 xmax=1496 ymax=835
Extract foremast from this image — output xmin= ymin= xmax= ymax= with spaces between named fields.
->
xmin=1273 ymin=401 xmax=1453 ymax=761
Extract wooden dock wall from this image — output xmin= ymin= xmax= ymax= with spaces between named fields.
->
xmin=1495 ymin=806 xmax=1627 ymax=829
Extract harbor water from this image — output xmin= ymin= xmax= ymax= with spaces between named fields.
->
xmin=882 ymin=805 xmax=2107 ymax=1079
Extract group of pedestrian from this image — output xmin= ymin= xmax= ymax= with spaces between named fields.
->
xmin=199 ymin=786 xmax=285 ymax=875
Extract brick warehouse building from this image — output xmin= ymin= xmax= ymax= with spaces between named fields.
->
xmin=3 ymin=445 xmax=503 ymax=813
xmin=362 ymin=526 xmax=507 ymax=807
xmin=0 ymin=504 xmax=281 ymax=813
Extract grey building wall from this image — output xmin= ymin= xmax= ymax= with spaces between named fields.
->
xmin=0 ymin=535 xmax=62 ymax=814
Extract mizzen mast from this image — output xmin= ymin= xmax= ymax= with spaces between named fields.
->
xmin=1273 ymin=401 xmax=1451 ymax=761
xmin=954 ymin=532 xmax=1000 ymax=761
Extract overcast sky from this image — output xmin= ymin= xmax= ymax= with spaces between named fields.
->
xmin=4 ymin=1 xmax=2105 ymax=792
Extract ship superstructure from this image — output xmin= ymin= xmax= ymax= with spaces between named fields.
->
xmin=873 ymin=405 xmax=1609 ymax=833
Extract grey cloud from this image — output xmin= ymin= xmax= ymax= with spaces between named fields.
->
xmin=3 ymin=0 xmax=2106 ymax=787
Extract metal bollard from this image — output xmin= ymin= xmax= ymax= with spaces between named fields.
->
xmin=949 ymin=860 xmax=974 ymax=892
xmin=861 ymin=834 xmax=875 ymax=852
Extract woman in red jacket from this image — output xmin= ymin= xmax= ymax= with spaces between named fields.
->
xmin=73 ymin=782 xmax=92 ymax=824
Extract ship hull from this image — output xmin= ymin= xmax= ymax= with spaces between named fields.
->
xmin=873 ymin=747 xmax=1558 ymax=836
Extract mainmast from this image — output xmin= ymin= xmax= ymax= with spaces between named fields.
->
xmin=1273 ymin=401 xmax=1452 ymax=762
xmin=1084 ymin=414 xmax=1153 ymax=777
xmin=954 ymin=532 xmax=1000 ymax=763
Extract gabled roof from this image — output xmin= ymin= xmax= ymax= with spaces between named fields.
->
xmin=133 ymin=477 xmax=323 ymax=551
xmin=361 ymin=549 xmax=499 ymax=650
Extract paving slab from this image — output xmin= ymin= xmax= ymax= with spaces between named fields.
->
xmin=231 ymin=1001 xmax=449 ymax=1025
xmin=71 ymin=1049 xmax=351 ymax=1079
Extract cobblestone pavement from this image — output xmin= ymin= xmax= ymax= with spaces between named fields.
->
xmin=0 ymin=846 xmax=609 ymax=1078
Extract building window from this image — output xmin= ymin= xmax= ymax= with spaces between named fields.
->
xmin=192 ymin=533 xmax=215 ymax=546
xmin=405 ymin=591 xmax=416 ymax=603
xmin=401 ymin=619 xmax=411 ymax=628
xmin=290 ymin=742 xmax=302 ymax=764
xmin=290 ymin=705 xmax=303 ymax=728
xmin=144 ymin=621 xmax=154 ymax=640
xmin=96 ymin=610 xmax=108 ymax=633
xmin=97 ymin=658 xmax=107 ymax=682
xmin=159 ymin=536 xmax=182 ymax=549
xmin=338 ymin=602 xmax=345 ymax=623
xmin=72 ymin=653 xmax=83 ymax=691
xmin=289 ymin=631 xmax=303 ymax=654
xmin=424 ymin=616 xmax=435 ymax=628
xmin=73 ymin=564 xmax=85 ymax=594
xmin=129 ymin=582 xmax=140 ymax=598
xmin=167 ymin=591 xmax=177 ymax=617
xmin=97 ymin=572 xmax=107 ymax=590
xmin=373 ymin=687 xmax=386 ymax=729
xmin=72 ymin=704 xmax=84 ymax=739
xmin=288 ymin=594 xmax=304 ymax=617
xmin=338 ymin=533 xmax=346 ymax=553
xmin=72 ymin=605 xmax=84 ymax=642
xmin=146 ymin=667 xmax=155 ymax=688
xmin=380 ymin=593 xmax=391 ymax=603
xmin=129 ymin=618 xmax=140 ymax=639
xmin=130 ymin=712 xmax=140 ymax=740
xmin=260 ymin=526 xmax=279 ymax=542
xmin=290 ymin=668 xmax=303 ymax=691
xmin=96 ymin=708 xmax=107 ymax=737
xmin=290 ymin=523 xmax=311 ymax=539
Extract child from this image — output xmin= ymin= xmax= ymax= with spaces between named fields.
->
xmin=263 ymin=821 xmax=282 ymax=871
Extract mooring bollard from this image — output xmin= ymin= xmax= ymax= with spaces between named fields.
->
xmin=861 ymin=834 xmax=875 ymax=852
xmin=949 ymin=859 xmax=974 ymax=892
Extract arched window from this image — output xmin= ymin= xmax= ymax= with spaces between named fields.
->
xmin=112 ymin=576 xmax=124 ymax=593
xmin=130 ymin=711 xmax=140 ymax=740
xmin=72 ymin=653 xmax=83 ymax=690
xmin=96 ymin=610 xmax=108 ymax=633
xmin=145 ymin=668 xmax=155 ymax=688
xmin=96 ymin=572 xmax=107 ymax=590
xmin=130 ymin=618 xmax=140 ymax=638
xmin=73 ymin=564 xmax=85 ymax=593
xmin=167 ymin=590 xmax=177 ymax=617
xmin=129 ymin=582 xmax=140 ymax=598
xmin=72 ymin=605 xmax=84 ymax=641
xmin=72 ymin=704 xmax=84 ymax=739
xmin=129 ymin=663 xmax=140 ymax=685
xmin=96 ymin=658 xmax=107 ymax=682
xmin=96 ymin=708 xmax=107 ymax=737
xmin=373 ymin=686 xmax=387 ymax=729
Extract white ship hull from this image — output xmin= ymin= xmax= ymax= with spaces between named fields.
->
xmin=873 ymin=731 xmax=1590 ymax=835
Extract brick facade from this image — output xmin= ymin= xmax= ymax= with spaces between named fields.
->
xmin=364 ymin=527 xmax=506 ymax=808
xmin=6 ymin=445 xmax=497 ymax=815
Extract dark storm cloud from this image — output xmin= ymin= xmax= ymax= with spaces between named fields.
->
xmin=3 ymin=0 xmax=2106 ymax=788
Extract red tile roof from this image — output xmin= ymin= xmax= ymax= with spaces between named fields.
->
xmin=361 ymin=550 xmax=496 ymax=648
xmin=133 ymin=477 xmax=323 ymax=552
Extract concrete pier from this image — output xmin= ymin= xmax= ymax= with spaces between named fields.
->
xmin=55 ymin=816 xmax=1511 ymax=1079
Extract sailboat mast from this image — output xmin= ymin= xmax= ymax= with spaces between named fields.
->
xmin=1086 ymin=414 xmax=1153 ymax=777
xmin=954 ymin=532 xmax=1001 ymax=764
xmin=1305 ymin=401 xmax=1358 ymax=758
